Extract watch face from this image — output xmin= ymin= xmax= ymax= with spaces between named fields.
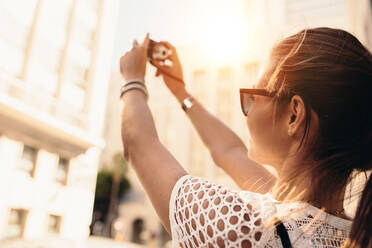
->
xmin=182 ymin=97 xmax=195 ymax=112
xmin=183 ymin=97 xmax=194 ymax=109
xmin=184 ymin=99 xmax=193 ymax=108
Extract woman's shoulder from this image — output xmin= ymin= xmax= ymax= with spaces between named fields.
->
xmin=169 ymin=175 xmax=279 ymax=247
xmin=169 ymin=175 xmax=353 ymax=248
xmin=171 ymin=175 xmax=278 ymax=214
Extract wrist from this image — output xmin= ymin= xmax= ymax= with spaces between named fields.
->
xmin=181 ymin=96 xmax=196 ymax=113
xmin=120 ymin=80 xmax=148 ymax=100
xmin=122 ymin=75 xmax=145 ymax=83
xmin=123 ymin=78 xmax=146 ymax=87
xmin=173 ymin=87 xmax=190 ymax=104
xmin=120 ymin=88 xmax=148 ymax=103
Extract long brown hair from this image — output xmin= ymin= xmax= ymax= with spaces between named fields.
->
xmin=266 ymin=27 xmax=372 ymax=247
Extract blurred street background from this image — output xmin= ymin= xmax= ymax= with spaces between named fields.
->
xmin=0 ymin=0 xmax=371 ymax=247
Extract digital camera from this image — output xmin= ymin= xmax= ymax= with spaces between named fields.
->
xmin=147 ymin=39 xmax=172 ymax=61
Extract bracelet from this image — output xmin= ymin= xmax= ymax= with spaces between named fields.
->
xmin=120 ymin=81 xmax=147 ymax=91
xmin=123 ymin=79 xmax=146 ymax=87
xmin=120 ymin=82 xmax=148 ymax=100
xmin=120 ymin=79 xmax=146 ymax=96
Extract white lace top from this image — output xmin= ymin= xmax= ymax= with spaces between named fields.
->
xmin=169 ymin=175 xmax=352 ymax=248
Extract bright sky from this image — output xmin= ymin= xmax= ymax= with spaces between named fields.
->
xmin=112 ymin=0 xmax=253 ymax=69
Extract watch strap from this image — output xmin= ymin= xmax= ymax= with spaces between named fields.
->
xmin=181 ymin=96 xmax=195 ymax=112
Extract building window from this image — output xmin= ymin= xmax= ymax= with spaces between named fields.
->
xmin=244 ymin=62 xmax=259 ymax=87
xmin=0 ymin=1 xmax=38 ymax=76
xmin=193 ymin=69 xmax=206 ymax=79
xmin=189 ymin=131 xmax=206 ymax=176
xmin=56 ymin=157 xmax=69 ymax=185
xmin=48 ymin=215 xmax=62 ymax=234
xmin=59 ymin=2 xmax=98 ymax=102
xmin=216 ymin=89 xmax=233 ymax=123
xmin=27 ymin=36 xmax=62 ymax=93
xmin=18 ymin=145 xmax=37 ymax=176
xmin=218 ymin=66 xmax=232 ymax=81
xmin=63 ymin=59 xmax=89 ymax=89
xmin=244 ymin=62 xmax=259 ymax=76
xmin=285 ymin=0 xmax=348 ymax=25
xmin=192 ymin=69 xmax=207 ymax=93
xmin=5 ymin=209 xmax=28 ymax=238
xmin=131 ymin=218 xmax=145 ymax=244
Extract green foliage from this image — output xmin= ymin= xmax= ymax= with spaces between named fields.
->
xmin=93 ymin=152 xmax=131 ymax=220
xmin=95 ymin=170 xmax=131 ymax=200
xmin=112 ymin=152 xmax=128 ymax=177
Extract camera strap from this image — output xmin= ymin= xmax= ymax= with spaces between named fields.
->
xmin=275 ymin=219 xmax=292 ymax=248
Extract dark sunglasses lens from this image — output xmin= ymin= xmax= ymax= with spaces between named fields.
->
xmin=240 ymin=93 xmax=252 ymax=116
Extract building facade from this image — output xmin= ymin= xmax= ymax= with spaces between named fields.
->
xmin=0 ymin=0 xmax=118 ymax=245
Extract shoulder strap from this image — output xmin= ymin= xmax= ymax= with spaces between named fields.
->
xmin=275 ymin=220 xmax=292 ymax=248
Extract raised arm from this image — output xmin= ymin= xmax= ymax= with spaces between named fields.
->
xmin=120 ymin=35 xmax=187 ymax=234
xmin=175 ymin=88 xmax=275 ymax=193
xmin=152 ymin=43 xmax=276 ymax=193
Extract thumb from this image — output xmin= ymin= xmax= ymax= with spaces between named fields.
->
xmin=155 ymin=69 xmax=161 ymax=77
xmin=142 ymin=33 xmax=150 ymax=49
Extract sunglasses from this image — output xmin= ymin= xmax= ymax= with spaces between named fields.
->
xmin=239 ymin=88 xmax=275 ymax=116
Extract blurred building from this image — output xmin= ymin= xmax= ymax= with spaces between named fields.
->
xmin=0 ymin=0 xmax=118 ymax=246
xmin=101 ymin=0 xmax=371 ymax=247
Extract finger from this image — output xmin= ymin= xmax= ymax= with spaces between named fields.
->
xmin=132 ymin=40 xmax=139 ymax=47
xmin=142 ymin=33 xmax=150 ymax=49
xmin=161 ymin=41 xmax=174 ymax=49
xmin=151 ymin=59 xmax=169 ymax=71
xmin=161 ymin=41 xmax=176 ymax=53
xmin=150 ymin=58 xmax=160 ymax=67
xmin=155 ymin=69 xmax=161 ymax=77
xmin=160 ymin=41 xmax=179 ymax=59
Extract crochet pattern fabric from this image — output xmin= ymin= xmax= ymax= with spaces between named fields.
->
xmin=169 ymin=175 xmax=352 ymax=248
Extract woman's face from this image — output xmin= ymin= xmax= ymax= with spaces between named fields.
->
xmin=246 ymin=67 xmax=290 ymax=169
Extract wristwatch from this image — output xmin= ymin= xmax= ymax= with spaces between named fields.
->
xmin=181 ymin=96 xmax=195 ymax=112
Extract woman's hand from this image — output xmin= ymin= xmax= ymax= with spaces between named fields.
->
xmin=120 ymin=33 xmax=150 ymax=82
xmin=151 ymin=42 xmax=185 ymax=95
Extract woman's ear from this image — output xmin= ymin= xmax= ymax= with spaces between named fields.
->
xmin=287 ymin=95 xmax=306 ymax=137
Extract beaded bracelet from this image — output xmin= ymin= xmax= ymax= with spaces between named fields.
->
xmin=120 ymin=80 xmax=148 ymax=100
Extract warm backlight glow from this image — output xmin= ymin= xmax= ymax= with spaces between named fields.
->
xmin=198 ymin=1 xmax=250 ymax=66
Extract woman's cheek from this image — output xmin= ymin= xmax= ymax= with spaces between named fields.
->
xmin=246 ymin=112 xmax=255 ymax=141
xmin=246 ymin=106 xmax=263 ymax=143
xmin=246 ymin=110 xmax=260 ymax=152
xmin=246 ymin=102 xmax=275 ymax=162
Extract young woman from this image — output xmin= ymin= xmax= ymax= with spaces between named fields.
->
xmin=119 ymin=28 xmax=372 ymax=247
